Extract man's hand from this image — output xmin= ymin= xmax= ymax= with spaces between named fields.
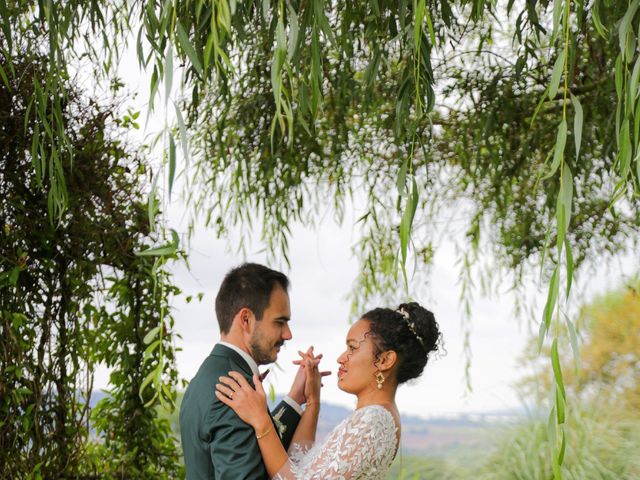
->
xmin=287 ymin=346 xmax=331 ymax=405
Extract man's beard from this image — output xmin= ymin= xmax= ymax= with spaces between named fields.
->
xmin=249 ymin=332 xmax=284 ymax=365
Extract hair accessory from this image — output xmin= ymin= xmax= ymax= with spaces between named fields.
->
xmin=397 ymin=307 xmax=426 ymax=348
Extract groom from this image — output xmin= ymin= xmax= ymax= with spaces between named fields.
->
xmin=180 ymin=263 xmax=311 ymax=479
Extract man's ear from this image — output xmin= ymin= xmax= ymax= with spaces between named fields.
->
xmin=237 ymin=307 xmax=254 ymax=332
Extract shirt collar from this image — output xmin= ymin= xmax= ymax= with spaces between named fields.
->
xmin=218 ymin=341 xmax=260 ymax=377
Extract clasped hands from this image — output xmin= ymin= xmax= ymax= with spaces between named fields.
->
xmin=215 ymin=346 xmax=331 ymax=430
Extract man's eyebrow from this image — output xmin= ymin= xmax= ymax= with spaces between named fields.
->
xmin=275 ymin=316 xmax=290 ymax=322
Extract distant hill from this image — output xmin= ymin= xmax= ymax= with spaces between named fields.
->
xmin=88 ymin=390 xmax=522 ymax=457
xmin=267 ymin=395 xmax=522 ymax=456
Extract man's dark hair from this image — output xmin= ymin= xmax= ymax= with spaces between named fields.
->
xmin=215 ymin=263 xmax=290 ymax=334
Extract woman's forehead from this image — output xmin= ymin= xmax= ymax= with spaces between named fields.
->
xmin=346 ymin=318 xmax=370 ymax=340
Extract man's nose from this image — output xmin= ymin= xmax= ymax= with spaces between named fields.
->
xmin=283 ymin=323 xmax=292 ymax=340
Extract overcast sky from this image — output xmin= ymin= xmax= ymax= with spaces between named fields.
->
xmin=162 ymin=205 xmax=530 ymax=418
xmin=92 ymin=172 xmax=637 ymax=417
xmin=89 ymin=37 xmax=639 ymax=419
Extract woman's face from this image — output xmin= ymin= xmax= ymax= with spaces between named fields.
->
xmin=336 ymin=319 xmax=379 ymax=394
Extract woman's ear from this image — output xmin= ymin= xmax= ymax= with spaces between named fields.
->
xmin=378 ymin=350 xmax=398 ymax=371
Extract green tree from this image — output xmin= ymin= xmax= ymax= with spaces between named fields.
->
xmin=519 ymin=278 xmax=640 ymax=412
xmin=0 ymin=54 xmax=181 ymax=478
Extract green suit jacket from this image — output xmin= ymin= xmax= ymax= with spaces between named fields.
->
xmin=180 ymin=344 xmax=301 ymax=479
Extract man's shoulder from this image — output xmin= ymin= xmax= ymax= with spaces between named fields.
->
xmin=180 ymin=351 xmax=235 ymax=431
xmin=183 ymin=346 xmax=253 ymax=403
xmin=186 ymin=351 xmax=233 ymax=393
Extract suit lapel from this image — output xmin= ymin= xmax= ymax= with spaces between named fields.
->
xmin=211 ymin=344 xmax=286 ymax=438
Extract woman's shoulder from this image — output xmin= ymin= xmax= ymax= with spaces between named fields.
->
xmin=346 ymin=404 xmax=397 ymax=433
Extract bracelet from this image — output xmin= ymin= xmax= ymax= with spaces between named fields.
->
xmin=256 ymin=426 xmax=272 ymax=440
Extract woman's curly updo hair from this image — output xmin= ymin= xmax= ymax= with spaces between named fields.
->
xmin=362 ymin=302 xmax=442 ymax=384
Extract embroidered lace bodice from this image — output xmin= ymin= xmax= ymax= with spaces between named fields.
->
xmin=273 ymin=405 xmax=398 ymax=480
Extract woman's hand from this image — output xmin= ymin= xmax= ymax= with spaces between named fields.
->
xmin=215 ymin=371 xmax=271 ymax=432
xmin=289 ymin=347 xmax=331 ymax=405
xmin=304 ymin=357 xmax=322 ymax=406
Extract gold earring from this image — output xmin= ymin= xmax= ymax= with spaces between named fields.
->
xmin=375 ymin=371 xmax=385 ymax=390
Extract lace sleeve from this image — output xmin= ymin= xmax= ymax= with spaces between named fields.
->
xmin=273 ymin=405 xmax=397 ymax=480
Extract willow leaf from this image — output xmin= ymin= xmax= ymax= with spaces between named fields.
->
xmin=287 ymin=4 xmax=299 ymax=62
xmin=561 ymin=163 xmax=573 ymax=231
xmin=547 ymin=405 xmax=557 ymax=444
xmin=396 ymin=158 xmax=409 ymax=196
xmin=618 ymin=120 xmax=631 ymax=179
xmin=551 ymin=339 xmax=566 ymax=415
xmin=556 ymin=194 xmax=566 ymax=251
xmin=591 ymin=0 xmax=608 ymax=38
xmin=139 ymin=367 xmax=160 ymax=401
xmin=537 ymin=318 xmax=547 ymax=352
xmin=555 ymin=386 xmax=565 ymax=425
xmin=399 ymin=177 xmax=419 ymax=268
xmin=0 ymin=61 xmax=9 ymax=88
xmin=136 ymin=229 xmax=180 ymax=257
xmin=548 ymin=49 xmax=566 ymax=100
xmin=147 ymin=170 xmax=159 ymax=231
xmin=615 ymin=53 xmax=624 ymax=100
xmin=619 ymin=0 xmax=640 ymax=61
xmin=570 ymin=93 xmax=583 ymax=160
xmin=544 ymin=119 xmax=567 ymax=179
xmin=144 ymin=340 xmax=161 ymax=358
xmin=175 ymin=102 xmax=190 ymax=167
xmin=564 ymin=313 xmax=579 ymax=373
xmin=557 ymin=430 xmax=566 ymax=466
xmin=164 ymin=41 xmax=173 ymax=104
xmin=176 ymin=20 xmax=203 ymax=77
xmin=565 ymin=239 xmax=574 ymax=298
xmin=414 ymin=0 xmax=426 ymax=51
xmin=552 ymin=0 xmax=563 ymax=39
xmin=168 ymin=134 xmax=176 ymax=198
xmin=630 ymin=56 xmax=640 ymax=106
xmin=543 ymin=266 xmax=559 ymax=329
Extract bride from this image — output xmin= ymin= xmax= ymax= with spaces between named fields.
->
xmin=215 ymin=302 xmax=441 ymax=479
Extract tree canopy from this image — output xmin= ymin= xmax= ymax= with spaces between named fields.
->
xmin=2 ymin=0 xmax=640 ymax=477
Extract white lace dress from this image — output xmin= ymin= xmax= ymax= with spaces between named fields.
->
xmin=273 ymin=405 xmax=398 ymax=480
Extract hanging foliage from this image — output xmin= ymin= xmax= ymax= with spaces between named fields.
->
xmin=2 ymin=1 xmax=640 ymax=478
xmin=0 ymin=53 xmax=181 ymax=478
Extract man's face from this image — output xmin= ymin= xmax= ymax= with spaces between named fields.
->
xmin=249 ymin=285 xmax=292 ymax=365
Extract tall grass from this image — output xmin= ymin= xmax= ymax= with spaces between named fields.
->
xmin=477 ymin=403 xmax=640 ymax=480
xmin=384 ymin=402 xmax=640 ymax=480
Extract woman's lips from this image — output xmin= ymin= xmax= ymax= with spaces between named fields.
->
xmin=338 ymin=368 xmax=347 ymax=378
